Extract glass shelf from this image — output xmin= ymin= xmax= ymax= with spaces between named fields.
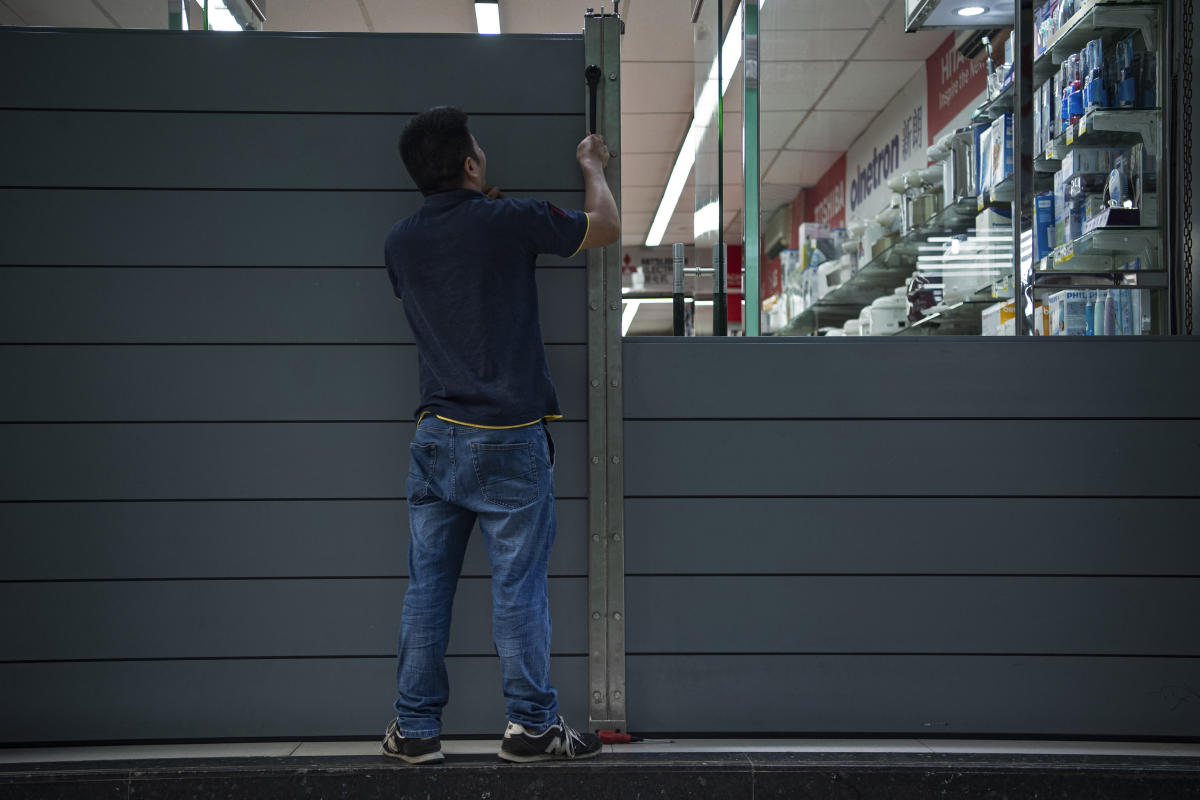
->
xmin=1042 ymin=108 xmax=1162 ymax=161
xmin=780 ymin=199 xmax=977 ymax=335
xmin=1045 ymin=225 xmax=1161 ymax=270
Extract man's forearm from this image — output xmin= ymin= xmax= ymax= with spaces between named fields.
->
xmin=581 ymin=163 xmax=619 ymax=240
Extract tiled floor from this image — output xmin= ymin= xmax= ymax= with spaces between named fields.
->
xmin=1 ymin=739 xmax=1197 ymax=764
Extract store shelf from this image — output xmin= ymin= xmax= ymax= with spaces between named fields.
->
xmin=972 ymin=83 xmax=1014 ymax=122
xmin=1033 ymin=0 xmax=1160 ymax=84
xmin=977 ymin=176 xmax=1014 ymax=210
xmin=1031 ymin=267 xmax=1168 ymax=289
xmin=780 ymin=200 xmax=976 ymax=335
xmin=1045 ymin=225 xmax=1161 ymax=270
xmin=1043 ymin=108 xmax=1162 ymax=160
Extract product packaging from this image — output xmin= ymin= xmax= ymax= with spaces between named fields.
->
xmin=988 ymin=113 xmax=1013 ymax=189
xmin=1048 ymin=289 xmax=1088 ymax=335
xmin=1034 ymin=192 xmax=1055 ymax=261
xmin=1116 ymin=37 xmax=1137 ymax=107
xmin=1083 ymin=39 xmax=1108 ymax=111
xmin=982 ymin=300 xmax=1048 ymax=336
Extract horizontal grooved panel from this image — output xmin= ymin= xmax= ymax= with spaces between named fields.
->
xmin=0 ymin=111 xmax=584 ymax=191
xmin=0 ymin=267 xmax=585 ymax=344
xmin=623 ymin=338 xmax=1200 ymax=419
xmin=623 ymin=420 xmax=1200 ymax=497
xmin=625 ymin=576 xmax=1200 ymax=655
xmin=624 ymin=498 xmax=1200 ymax=574
xmin=0 ymin=189 xmax=584 ymax=267
xmin=0 ymin=345 xmax=587 ymax=422
xmin=626 ymin=655 xmax=1200 ymax=736
xmin=0 ymin=422 xmax=587 ymax=501
xmin=0 ymin=29 xmax=583 ymax=113
xmin=0 ymin=500 xmax=587 ymax=580
xmin=0 ymin=579 xmax=586 ymax=660
xmin=0 ymin=657 xmax=587 ymax=742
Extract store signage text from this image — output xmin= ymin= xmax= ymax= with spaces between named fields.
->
xmin=849 ymin=138 xmax=899 ymax=213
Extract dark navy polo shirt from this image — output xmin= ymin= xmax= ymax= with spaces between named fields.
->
xmin=384 ymin=189 xmax=589 ymax=427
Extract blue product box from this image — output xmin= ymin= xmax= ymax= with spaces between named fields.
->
xmin=1034 ymin=192 xmax=1055 ymax=260
xmin=989 ymin=112 xmax=1013 ymax=187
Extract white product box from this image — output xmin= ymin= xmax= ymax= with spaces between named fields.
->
xmin=1048 ymin=289 xmax=1088 ymax=335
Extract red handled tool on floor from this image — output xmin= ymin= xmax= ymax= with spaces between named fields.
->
xmin=597 ymin=730 xmax=674 ymax=744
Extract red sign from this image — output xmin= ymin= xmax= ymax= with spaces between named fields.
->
xmin=925 ymin=34 xmax=987 ymax=144
xmin=804 ymin=153 xmax=847 ymax=230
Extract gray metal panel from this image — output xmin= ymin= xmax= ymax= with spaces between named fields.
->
xmin=625 ymin=576 xmax=1200 ymax=655
xmin=0 ymin=579 xmax=586 ymax=660
xmin=0 ymin=267 xmax=586 ymax=344
xmin=623 ymin=420 xmax=1200 ymax=497
xmin=625 ymin=498 xmax=1200 ymax=575
xmin=626 ymin=655 xmax=1200 ymax=736
xmin=0 ymin=657 xmax=588 ymax=742
xmin=0 ymin=421 xmax=587 ymax=500
xmin=0 ymin=500 xmax=588 ymax=580
xmin=0 ymin=111 xmax=585 ymax=192
xmin=0 ymin=29 xmax=583 ymax=114
xmin=623 ymin=338 xmax=1200 ymax=419
xmin=0 ymin=189 xmax=585 ymax=267
xmin=1 ymin=345 xmax=587 ymax=422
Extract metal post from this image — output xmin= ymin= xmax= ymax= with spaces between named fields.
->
xmin=583 ymin=8 xmax=625 ymax=734
xmin=1014 ymin=0 xmax=1035 ymax=335
xmin=743 ymin=0 xmax=761 ymax=336
xmin=673 ymin=243 xmax=686 ymax=336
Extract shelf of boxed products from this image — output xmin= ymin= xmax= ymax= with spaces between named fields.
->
xmin=977 ymin=172 xmax=1054 ymax=211
xmin=1038 ymin=224 xmax=1162 ymax=273
xmin=1033 ymin=0 xmax=1159 ymax=85
xmin=1038 ymin=108 xmax=1161 ymax=167
xmin=780 ymin=201 xmax=976 ymax=335
xmin=1031 ymin=267 xmax=1167 ymax=289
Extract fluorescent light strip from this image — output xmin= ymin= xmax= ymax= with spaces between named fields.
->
xmin=475 ymin=2 xmax=500 ymax=34
xmin=646 ymin=0 xmax=759 ymax=247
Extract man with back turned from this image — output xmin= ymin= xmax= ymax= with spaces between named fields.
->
xmin=381 ymin=106 xmax=619 ymax=764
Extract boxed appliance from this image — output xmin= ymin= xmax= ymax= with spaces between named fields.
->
xmin=1048 ymin=289 xmax=1088 ymax=335
xmin=987 ymin=112 xmax=1013 ymax=190
xmin=1034 ymin=192 xmax=1055 ymax=260
xmin=982 ymin=300 xmax=1049 ymax=336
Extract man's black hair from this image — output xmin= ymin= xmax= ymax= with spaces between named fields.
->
xmin=399 ymin=106 xmax=478 ymax=196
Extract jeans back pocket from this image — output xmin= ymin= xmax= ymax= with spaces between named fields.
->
xmin=407 ymin=441 xmax=437 ymax=505
xmin=470 ymin=441 xmax=538 ymax=509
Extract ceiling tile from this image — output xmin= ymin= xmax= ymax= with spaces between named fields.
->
xmin=761 ymin=29 xmax=868 ymax=61
xmin=364 ymin=0 xmax=475 ymax=32
xmin=762 ymin=0 xmax=890 ymax=30
xmin=856 ymin=1 xmax=950 ymax=60
xmin=784 ymin=110 xmax=877 ymax=150
xmin=622 ymin=113 xmax=691 ymax=154
xmin=0 ymin=2 xmax=27 ymax=24
xmin=625 ymin=185 xmax=676 ymax=214
xmin=622 ymin=0 xmax=693 ymax=62
xmin=623 ymin=62 xmax=696 ymax=113
xmin=763 ymin=150 xmax=843 ymax=186
xmin=761 ymin=183 xmax=802 ymax=209
xmin=761 ymin=111 xmax=807 ymax=150
xmin=500 ymin=0 xmax=595 ymax=33
xmin=5 ymin=0 xmax=114 ymax=27
xmin=761 ymin=61 xmax=841 ymax=111
xmin=264 ymin=0 xmax=368 ymax=31
xmin=621 ymin=153 xmax=676 ymax=188
xmin=99 ymin=0 xmax=173 ymax=28
xmin=816 ymin=60 xmax=923 ymax=110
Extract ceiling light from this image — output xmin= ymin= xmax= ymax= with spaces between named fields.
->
xmin=474 ymin=2 xmax=501 ymax=34
xmin=956 ymin=6 xmax=988 ymax=16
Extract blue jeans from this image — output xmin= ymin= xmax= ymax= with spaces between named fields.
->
xmin=394 ymin=416 xmax=558 ymax=737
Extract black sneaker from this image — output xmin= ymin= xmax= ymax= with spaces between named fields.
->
xmin=498 ymin=715 xmax=602 ymax=762
xmin=382 ymin=718 xmax=444 ymax=764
